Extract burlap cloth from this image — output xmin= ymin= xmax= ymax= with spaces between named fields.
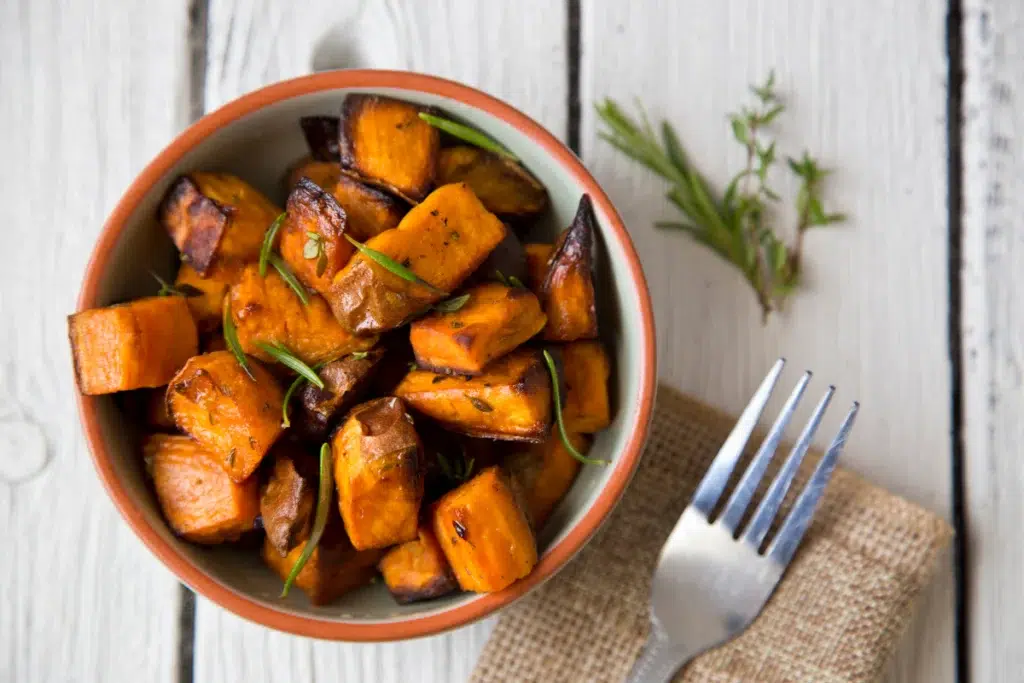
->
xmin=470 ymin=386 xmax=952 ymax=683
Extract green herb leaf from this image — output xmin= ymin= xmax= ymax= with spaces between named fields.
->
xmin=417 ymin=112 xmax=519 ymax=161
xmin=281 ymin=443 xmax=333 ymax=598
xmin=256 ymin=341 xmax=325 ymax=389
xmin=507 ymin=275 xmax=526 ymax=289
xmin=280 ymin=374 xmax=304 ymax=428
xmin=493 ymin=270 xmax=509 ymax=286
xmin=259 ymin=212 xmax=287 ymax=277
xmin=468 ymin=397 xmax=494 ymax=413
xmin=267 ymin=253 xmax=310 ymax=305
xmin=350 ymin=351 xmax=369 ymax=360
xmin=150 ymin=271 xmax=203 ymax=298
xmin=542 ymin=350 xmax=608 ymax=466
xmin=303 ymin=237 xmax=320 ymax=259
xmin=222 ymin=301 xmax=255 ymax=381
xmin=433 ymin=294 xmax=471 ymax=313
xmin=343 ymin=234 xmax=446 ymax=295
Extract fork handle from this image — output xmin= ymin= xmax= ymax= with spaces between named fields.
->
xmin=625 ymin=627 xmax=692 ymax=683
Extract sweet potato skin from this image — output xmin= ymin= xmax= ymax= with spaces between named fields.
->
xmin=293 ymin=349 xmax=385 ymax=441
xmin=561 ymin=341 xmax=612 ymax=433
xmin=409 ymin=283 xmax=547 ymax=375
xmin=436 ymin=146 xmax=547 ymax=217
xmin=432 ymin=466 xmax=537 ymax=593
xmin=285 ymin=157 xmax=342 ymax=192
xmin=260 ymin=451 xmax=316 ymax=556
xmin=175 ymin=262 xmax=240 ymax=332
xmin=228 ymin=264 xmax=377 ymax=367
xmin=378 ymin=526 xmax=458 ymax=604
xmin=144 ymin=434 xmax=259 ymax=543
xmin=69 ymin=296 xmax=198 ymax=395
xmin=300 ymin=116 xmax=341 ymax=161
xmin=329 ymin=173 xmax=406 ymax=241
xmin=339 ymin=95 xmax=440 ymax=202
xmin=505 ymin=431 xmax=589 ymax=528
xmin=395 ymin=349 xmax=551 ymax=442
xmin=279 ymin=178 xmax=354 ymax=294
xmin=158 ymin=176 xmax=227 ymax=275
xmin=326 ymin=183 xmax=507 ymax=335
xmin=166 ymin=350 xmax=284 ymax=482
xmin=333 ymin=397 xmax=424 ymax=550
xmin=523 ymin=243 xmax=553 ymax=293
xmin=541 ymin=195 xmax=598 ymax=341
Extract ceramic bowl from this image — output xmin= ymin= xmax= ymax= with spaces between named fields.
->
xmin=75 ymin=70 xmax=656 ymax=640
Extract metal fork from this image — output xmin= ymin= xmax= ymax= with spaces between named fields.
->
xmin=626 ymin=359 xmax=859 ymax=683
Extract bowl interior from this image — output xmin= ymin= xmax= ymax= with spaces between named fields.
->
xmin=89 ymin=84 xmax=648 ymax=625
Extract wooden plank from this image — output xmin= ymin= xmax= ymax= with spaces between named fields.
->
xmin=0 ymin=1 xmax=190 ymax=682
xmin=962 ymin=0 xmax=1024 ymax=679
xmin=580 ymin=1 xmax=955 ymax=682
xmin=194 ymin=2 xmax=566 ymax=681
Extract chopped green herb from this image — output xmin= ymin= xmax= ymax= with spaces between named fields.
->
xmin=507 ymin=275 xmax=525 ymax=289
xmin=417 ymin=112 xmax=519 ymax=161
xmin=281 ymin=444 xmax=333 ymax=598
xmin=150 ymin=271 xmax=202 ymax=298
xmin=542 ymin=350 xmax=608 ymax=465
xmin=222 ymin=301 xmax=255 ymax=380
xmin=434 ymin=294 xmax=471 ymax=313
xmin=343 ymin=234 xmax=447 ymax=295
xmin=350 ymin=351 xmax=369 ymax=360
xmin=304 ymin=232 xmax=328 ymax=277
xmin=259 ymin=212 xmax=287 ymax=277
xmin=256 ymin=341 xmax=325 ymax=389
xmin=267 ymin=253 xmax=310 ymax=305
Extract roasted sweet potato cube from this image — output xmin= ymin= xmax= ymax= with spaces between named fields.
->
xmin=279 ymin=178 xmax=355 ymax=294
xmin=260 ymin=452 xmax=317 ymax=556
xmin=505 ymin=431 xmax=589 ymax=528
xmin=144 ymin=434 xmax=259 ymax=543
xmin=339 ymin=94 xmax=440 ymax=202
xmin=541 ymin=195 xmax=598 ymax=341
xmin=300 ymin=115 xmax=341 ymax=161
xmin=159 ymin=173 xmax=281 ymax=275
xmin=326 ymin=183 xmax=507 ymax=334
xmin=410 ymin=283 xmax=547 ymax=375
xmin=166 ymin=350 xmax=284 ymax=482
xmin=175 ymin=262 xmax=241 ymax=332
xmin=333 ymin=397 xmax=424 ymax=550
xmin=228 ymin=264 xmax=377 ymax=367
xmin=436 ymin=146 xmax=547 ymax=217
xmin=395 ymin=349 xmax=551 ymax=442
xmin=262 ymin=512 xmax=383 ymax=606
xmin=433 ymin=466 xmax=537 ymax=592
xmin=285 ymin=157 xmax=343 ymax=192
xmin=292 ymin=348 xmax=385 ymax=440
xmin=69 ymin=296 xmax=198 ymax=395
xmin=561 ymin=341 xmax=611 ymax=433
xmin=378 ymin=525 xmax=458 ymax=604
xmin=329 ymin=174 xmax=406 ymax=241
xmin=523 ymin=243 xmax=553 ymax=293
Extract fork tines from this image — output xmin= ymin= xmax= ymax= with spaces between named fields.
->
xmin=690 ymin=358 xmax=859 ymax=564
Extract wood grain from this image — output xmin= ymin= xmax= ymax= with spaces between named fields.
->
xmin=0 ymin=0 xmax=190 ymax=681
xmin=194 ymin=2 xmax=567 ymax=681
xmin=962 ymin=0 xmax=1024 ymax=680
xmin=579 ymin=1 xmax=954 ymax=682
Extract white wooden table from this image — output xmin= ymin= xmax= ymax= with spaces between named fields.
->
xmin=2 ymin=0 xmax=1017 ymax=680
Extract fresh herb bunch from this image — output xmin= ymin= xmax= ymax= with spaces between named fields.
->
xmin=596 ymin=72 xmax=845 ymax=321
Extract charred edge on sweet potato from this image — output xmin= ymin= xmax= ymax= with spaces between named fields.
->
xmin=541 ymin=194 xmax=598 ymax=341
xmin=280 ymin=177 xmax=352 ymax=292
xmin=158 ymin=176 xmax=228 ymax=275
xmin=293 ymin=348 xmax=386 ymax=440
xmin=436 ymin=146 xmax=548 ymax=217
xmin=299 ymin=116 xmax=341 ymax=162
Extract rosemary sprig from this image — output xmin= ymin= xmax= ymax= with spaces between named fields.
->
xmin=150 ymin=271 xmax=203 ymax=298
xmin=256 ymin=341 xmax=324 ymax=389
xmin=303 ymin=231 xmax=329 ymax=277
xmin=595 ymin=72 xmax=845 ymax=321
xmin=343 ymin=234 xmax=447 ymax=295
xmin=433 ymin=293 xmax=471 ymax=313
xmin=281 ymin=359 xmax=330 ymax=428
xmin=542 ymin=350 xmax=607 ymax=466
xmin=267 ymin=253 xmax=310 ymax=305
xmin=436 ymin=448 xmax=475 ymax=484
xmin=280 ymin=443 xmax=333 ymax=598
xmin=222 ymin=300 xmax=255 ymax=380
xmin=493 ymin=270 xmax=525 ymax=289
xmin=417 ymin=112 xmax=518 ymax=161
xmin=259 ymin=212 xmax=287 ymax=277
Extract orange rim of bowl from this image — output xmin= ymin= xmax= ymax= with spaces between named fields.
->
xmin=75 ymin=70 xmax=657 ymax=641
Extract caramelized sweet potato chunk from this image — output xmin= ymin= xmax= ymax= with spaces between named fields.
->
xmin=436 ymin=146 xmax=547 ymax=217
xmin=262 ymin=510 xmax=383 ymax=606
xmin=69 ymin=296 xmax=198 ymax=395
xmin=433 ymin=466 xmax=537 ymax=593
xmin=292 ymin=348 xmax=385 ymax=440
xmin=395 ymin=349 xmax=551 ymax=442
xmin=285 ymin=157 xmax=343 ymax=192
xmin=333 ymin=397 xmax=424 ymax=550
xmin=144 ymin=434 xmax=259 ymax=543
xmin=378 ymin=525 xmax=458 ymax=604
xmin=505 ymin=431 xmax=589 ymax=528
xmin=327 ymin=183 xmax=507 ymax=334
xmin=260 ymin=451 xmax=316 ymax=556
xmin=329 ymin=174 xmax=406 ymax=241
xmin=339 ymin=95 xmax=440 ymax=202
xmin=410 ymin=283 xmax=546 ymax=375
xmin=523 ymin=243 xmax=553 ymax=293
xmin=279 ymin=178 xmax=354 ymax=294
xmin=541 ymin=195 xmax=598 ymax=341
xmin=166 ymin=350 xmax=284 ymax=482
xmin=561 ymin=341 xmax=611 ymax=433
xmin=159 ymin=173 xmax=281 ymax=275
xmin=228 ymin=264 xmax=377 ymax=367
xmin=300 ymin=115 xmax=341 ymax=161
xmin=175 ymin=262 xmax=241 ymax=332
